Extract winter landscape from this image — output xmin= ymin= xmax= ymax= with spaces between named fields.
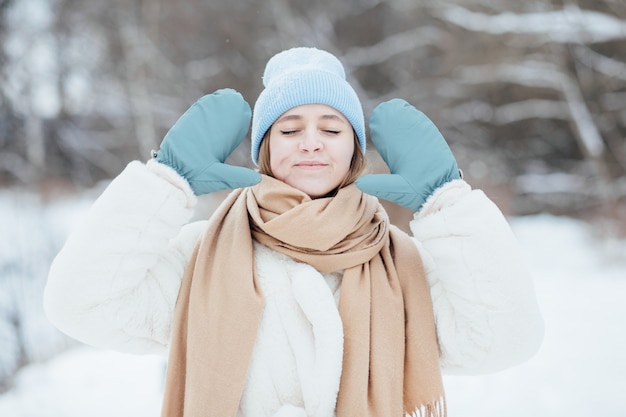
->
xmin=0 ymin=190 xmax=625 ymax=417
xmin=1 ymin=0 xmax=625 ymax=415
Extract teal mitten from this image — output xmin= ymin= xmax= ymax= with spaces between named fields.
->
xmin=154 ymin=89 xmax=261 ymax=195
xmin=356 ymin=99 xmax=460 ymax=212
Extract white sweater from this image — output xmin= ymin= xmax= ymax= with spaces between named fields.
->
xmin=44 ymin=160 xmax=544 ymax=417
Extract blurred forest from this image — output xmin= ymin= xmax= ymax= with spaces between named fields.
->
xmin=0 ymin=0 xmax=625 ymax=394
xmin=1 ymin=0 xmax=625 ymax=221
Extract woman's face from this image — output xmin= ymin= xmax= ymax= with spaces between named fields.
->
xmin=268 ymin=104 xmax=355 ymax=198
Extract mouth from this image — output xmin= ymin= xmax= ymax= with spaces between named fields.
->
xmin=294 ymin=161 xmax=328 ymax=168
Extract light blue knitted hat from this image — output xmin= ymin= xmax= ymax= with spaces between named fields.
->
xmin=251 ymin=47 xmax=366 ymax=165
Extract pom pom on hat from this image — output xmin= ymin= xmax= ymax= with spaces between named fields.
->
xmin=251 ymin=47 xmax=366 ymax=165
xmin=263 ymin=47 xmax=347 ymax=85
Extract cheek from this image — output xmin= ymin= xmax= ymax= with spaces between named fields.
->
xmin=337 ymin=140 xmax=355 ymax=170
xmin=268 ymin=137 xmax=291 ymax=176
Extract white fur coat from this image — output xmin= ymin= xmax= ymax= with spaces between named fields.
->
xmin=44 ymin=160 xmax=544 ymax=417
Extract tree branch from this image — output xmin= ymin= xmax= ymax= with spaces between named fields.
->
xmin=341 ymin=26 xmax=443 ymax=67
xmin=435 ymin=4 xmax=626 ymax=44
xmin=458 ymin=60 xmax=605 ymax=159
xmin=573 ymin=45 xmax=626 ymax=81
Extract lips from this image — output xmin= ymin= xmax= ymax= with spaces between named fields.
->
xmin=295 ymin=161 xmax=328 ymax=167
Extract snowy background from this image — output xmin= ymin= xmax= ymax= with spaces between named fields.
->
xmin=1 ymin=0 xmax=625 ymax=415
xmin=0 ymin=190 xmax=625 ymax=417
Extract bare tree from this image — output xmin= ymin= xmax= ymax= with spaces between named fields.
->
xmin=0 ymin=0 xmax=624 ymax=218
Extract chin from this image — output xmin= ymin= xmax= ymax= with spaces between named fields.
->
xmin=291 ymin=185 xmax=329 ymax=199
xmin=287 ymin=178 xmax=341 ymax=199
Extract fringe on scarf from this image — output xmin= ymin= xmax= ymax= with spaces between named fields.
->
xmin=405 ymin=397 xmax=447 ymax=417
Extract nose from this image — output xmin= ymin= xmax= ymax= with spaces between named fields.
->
xmin=299 ymin=130 xmax=322 ymax=152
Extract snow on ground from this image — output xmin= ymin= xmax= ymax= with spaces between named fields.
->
xmin=446 ymin=215 xmax=626 ymax=416
xmin=0 ymin=348 xmax=164 ymax=417
xmin=1 ymin=213 xmax=625 ymax=416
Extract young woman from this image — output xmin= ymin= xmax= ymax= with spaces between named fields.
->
xmin=44 ymin=47 xmax=544 ymax=417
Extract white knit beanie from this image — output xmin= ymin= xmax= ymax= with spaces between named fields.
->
xmin=250 ymin=47 xmax=366 ymax=165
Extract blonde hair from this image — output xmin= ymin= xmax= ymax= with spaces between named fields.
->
xmin=257 ymin=130 xmax=367 ymax=193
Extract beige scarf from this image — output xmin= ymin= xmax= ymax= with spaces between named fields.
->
xmin=161 ymin=175 xmax=446 ymax=417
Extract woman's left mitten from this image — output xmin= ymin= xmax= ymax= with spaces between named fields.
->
xmin=356 ymin=99 xmax=460 ymax=212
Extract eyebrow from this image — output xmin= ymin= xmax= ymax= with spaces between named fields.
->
xmin=275 ymin=114 xmax=347 ymax=123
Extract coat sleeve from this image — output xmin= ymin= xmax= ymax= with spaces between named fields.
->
xmin=410 ymin=179 xmax=544 ymax=375
xmin=44 ymin=160 xmax=207 ymax=355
